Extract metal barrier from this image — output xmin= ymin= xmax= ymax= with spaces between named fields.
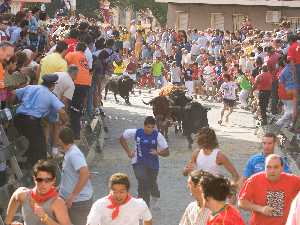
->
xmin=0 ymin=214 xmax=4 ymax=225
xmin=0 ymin=107 xmax=29 ymax=222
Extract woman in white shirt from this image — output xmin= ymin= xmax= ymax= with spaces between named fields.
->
xmin=183 ymin=127 xmax=239 ymax=184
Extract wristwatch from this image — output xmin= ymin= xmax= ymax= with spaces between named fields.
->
xmin=40 ymin=213 xmax=49 ymax=224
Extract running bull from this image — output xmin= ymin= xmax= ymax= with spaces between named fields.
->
xmin=143 ymin=96 xmax=173 ymax=140
xmin=182 ymin=102 xmax=210 ymax=148
xmin=144 ymin=95 xmax=209 ymax=147
xmin=104 ymin=76 xmax=135 ymax=105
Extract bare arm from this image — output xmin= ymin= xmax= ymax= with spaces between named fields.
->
xmin=119 ymin=135 xmax=135 ymax=158
xmin=157 ymin=148 xmax=169 ymax=157
xmin=60 ymin=97 xmax=70 ymax=111
xmin=71 ymin=167 xmax=89 ymax=196
xmin=51 ymin=198 xmax=72 ymax=225
xmin=5 ymin=188 xmax=26 ymax=224
xmin=251 ymin=76 xmax=260 ymax=93
xmin=217 ymin=152 xmax=239 ymax=182
xmin=66 ymin=166 xmax=90 ymax=208
xmin=238 ymin=199 xmax=274 ymax=216
xmin=36 ymin=65 xmax=41 ymax=83
xmin=183 ymin=150 xmax=199 ymax=176
xmin=144 ymin=220 xmax=152 ymax=225
xmin=58 ymin=109 xmax=69 ymax=125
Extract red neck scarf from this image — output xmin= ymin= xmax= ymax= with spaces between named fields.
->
xmin=31 ymin=187 xmax=58 ymax=203
xmin=107 ymin=194 xmax=132 ymax=220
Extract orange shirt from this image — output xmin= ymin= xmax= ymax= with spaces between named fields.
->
xmin=0 ymin=63 xmax=5 ymax=89
xmin=65 ymin=51 xmax=91 ymax=86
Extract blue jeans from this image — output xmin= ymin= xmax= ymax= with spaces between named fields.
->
xmin=294 ymin=64 xmax=300 ymax=130
xmin=133 ymin=163 xmax=160 ymax=206
xmin=154 ymin=76 xmax=163 ymax=89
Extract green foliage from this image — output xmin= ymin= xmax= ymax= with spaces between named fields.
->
xmin=129 ymin=0 xmax=167 ymax=25
xmin=43 ymin=0 xmax=167 ymax=25
xmin=76 ymin=0 xmax=100 ymax=18
xmin=77 ymin=0 xmax=167 ymax=25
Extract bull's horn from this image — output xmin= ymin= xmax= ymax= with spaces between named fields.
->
xmin=142 ymin=100 xmax=150 ymax=105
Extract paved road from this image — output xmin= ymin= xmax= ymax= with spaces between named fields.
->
xmin=88 ymin=89 xmax=299 ymax=225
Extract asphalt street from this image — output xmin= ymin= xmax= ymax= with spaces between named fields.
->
xmin=88 ymin=89 xmax=300 ymax=225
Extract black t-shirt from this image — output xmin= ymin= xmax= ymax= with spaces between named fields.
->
xmin=184 ymin=68 xmax=193 ymax=81
xmin=252 ymin=66 xmax=262 ymax=78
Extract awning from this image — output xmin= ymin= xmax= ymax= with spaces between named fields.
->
xmin=155 ymin=0 xmax=300 ymax=8
xmin=12 ymin=0 xmax=51 ymax=3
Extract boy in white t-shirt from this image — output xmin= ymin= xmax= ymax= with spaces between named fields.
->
xmin=217 ymin=73 xmax=238 ymax=125
xmin=87 ymin=173 xmax=152 ymax=225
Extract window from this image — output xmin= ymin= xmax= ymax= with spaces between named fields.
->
xmin=233 ymin=14 xmax=248 ymax=31
xmin=177 ymin=13 xmax=189 ymax=31
xmin=210 ymin=13 xmax=224 ymax=30
xmin=266 ymin=11 xmax=281 ymax=23
xmin=285 ymin=17 xmax=300 ymax=31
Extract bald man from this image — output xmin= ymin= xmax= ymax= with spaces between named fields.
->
xmin=239 ymin=154 xmax=300 ymax=225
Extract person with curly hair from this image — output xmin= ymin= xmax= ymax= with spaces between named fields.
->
xmin=183 ymin=127 xmax=239 ymax=183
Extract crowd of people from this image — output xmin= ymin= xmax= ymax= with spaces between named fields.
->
xmin=0 ymin=5 xmax=299 ymax=225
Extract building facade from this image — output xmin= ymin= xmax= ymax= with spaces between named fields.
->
xmin=156 ymin=0 xmax=300 ymax=31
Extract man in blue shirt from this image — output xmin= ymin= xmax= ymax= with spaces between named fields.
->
xmin=243 ymin=132 xmax=291 ymax=181
xmin=120 ymin=116 xmax=169 ymax=208
xmin=58 ymin=127 xmax=93 ymax=225
xmin=13 ymin=74 xmax=68 ymax=167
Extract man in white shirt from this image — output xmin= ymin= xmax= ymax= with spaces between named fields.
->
xmin=49 ymin=65 xmax=78 ymax=156
xmin=87 ymin=173 xmax=152 ymax=225
xmin=217 ymin=73 xmax=238 ymax=125
xmin=54 ymin=64 xmax=78 ymax=108
xmin=119 ymin=116 xmax=169 ymax=208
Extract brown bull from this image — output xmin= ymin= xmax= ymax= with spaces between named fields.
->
xmin=143 ymin=96 xmax=174 ymax=140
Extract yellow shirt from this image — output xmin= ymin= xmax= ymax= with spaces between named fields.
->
xmin=39 ymin=52 xmax=68 ymax=84
xmin=113 ymin=61 xmax=126 ymax=75
xmin=121 ymin=33 xmax=130 ymax=42
xmin=245 ymin=46 xmax=254 ymax=56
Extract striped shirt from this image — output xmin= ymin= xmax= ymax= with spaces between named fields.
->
xmin=179 ymin=201 xmax=211 ymax=225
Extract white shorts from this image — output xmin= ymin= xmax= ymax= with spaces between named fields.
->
xmin=128 ymin=74 xmax=136 ymax=81
xmin=111 ymin=74 xmax=121 ymax=79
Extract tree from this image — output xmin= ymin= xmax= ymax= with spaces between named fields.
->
xmin=79 ymin=0 xmax=167 ymax=25
xmin=128 ymin=0 xmax=167 ymax=25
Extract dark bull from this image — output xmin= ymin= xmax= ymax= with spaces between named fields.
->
xmin=144 ymin=95 xmax=210 ymax=147
xmin=104 ymin=76 xmax=135 ymax=105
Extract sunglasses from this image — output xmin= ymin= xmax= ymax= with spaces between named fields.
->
xmin=35 ymin=177 xmax=54 ymax=183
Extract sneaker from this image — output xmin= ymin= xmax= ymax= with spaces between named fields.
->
xmin=150 ymin=197 xmax=160 ymax=210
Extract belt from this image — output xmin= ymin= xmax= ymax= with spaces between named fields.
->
xmin=16 ymin=114 xmax=41 ymax=121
